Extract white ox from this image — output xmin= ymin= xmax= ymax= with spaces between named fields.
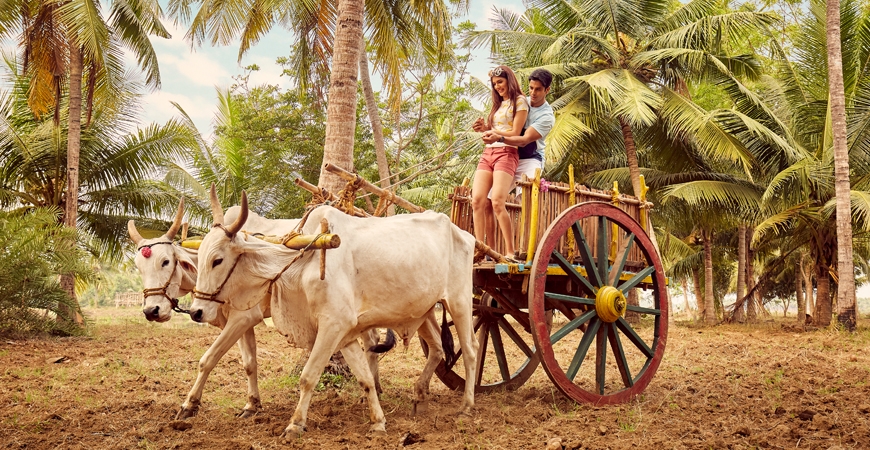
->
xmin=189 ymin=190 xmax=478 ymax=436
xmin=128 ymin=199 xmax=387 ymax=420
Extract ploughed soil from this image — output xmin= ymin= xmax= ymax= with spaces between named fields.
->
xmin=2 ymin=307 xmax=869 ymax=449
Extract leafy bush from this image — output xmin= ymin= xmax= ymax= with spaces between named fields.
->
xmin=0 ymin=208 xmax=95 ymax=336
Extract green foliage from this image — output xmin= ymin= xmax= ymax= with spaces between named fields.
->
xmin=0 ymin=207 xmax=95 ymax=336
xmin=77 ymin=263 xmax=143 ymax=308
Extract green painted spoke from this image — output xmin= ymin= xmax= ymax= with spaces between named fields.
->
xmin=571 ymin=222 xmax=602 ymax=288
xmin=566 ymin=317 xmax=601 ymax=381
xmin=544 ymin=292 xmax=596 ymax=306
xmin=625 ymin=305 xmax=661 ymax=315
xmin=617 ymin=266 xmax=656 ymax=293
xmin=608 ymin=234 xmax=635 ymax=285
xmin=489 ymin=324 xmax=511 ymax=382
xmin=498 ymin=317 xmax=534 ymax=358
xmin=596 ymin=217 xmax=608 ymax=284
xmin=550 ymin=310 xmax=596 ymax=345
xmin=608 ymin=322 xmax=633 ymax=388
xmin=552 ymin=251 xmax=597 ymax=295
xmin=595 ymin=323 xmax=608 ymax=395
xmin=475 ymin=321 xmax=490 ymax=386
xmin=615 ymin=317 xmax=654 ymax=358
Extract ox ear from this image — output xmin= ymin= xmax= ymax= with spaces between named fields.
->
xmin=128 ymin=220 xmax=144 ymax=245
xmin=210 ymin=183 xmax=225 ymax=225
xmin=164 ymin=197 xmax=185 ymax=240
xmin=224 ymin=191 xmax=248 ymax=236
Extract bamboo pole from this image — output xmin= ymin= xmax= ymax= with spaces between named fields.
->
xmin=294 ymin=177 xmax=369 ymax=217
xmin=181 ymin=233 xmax=341 ymax=251
xmin=323 ymin=163 xmax=425 ymax=213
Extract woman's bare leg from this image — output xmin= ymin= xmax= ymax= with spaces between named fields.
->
xmin=471 ymin=170 xmax=494 ymax=246
xmin=490 ymin=170 xmax=516 ymax=256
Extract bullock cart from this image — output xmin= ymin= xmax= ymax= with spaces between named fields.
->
xmin=313 ymin=165 xmax=668 ymax=406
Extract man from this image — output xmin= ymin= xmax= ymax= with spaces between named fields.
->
xmin=479 ymin=68 xmax=555 ymax=185
xmin=472 ymin=68 xmax=555 ymax=260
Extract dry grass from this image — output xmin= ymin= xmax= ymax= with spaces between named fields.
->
xmin=1 ymin=307 xmax=869 ymax=449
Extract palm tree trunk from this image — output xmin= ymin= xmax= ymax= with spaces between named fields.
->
xmin=317 ymin=0 xmax=364 ymax=194
xmin=815 ymin=262 xmax=832 ymax=326
xmin=804 ymin=263 xmax=814 ymax=322
xmin=734 ymin=223 xmax=747 ymax=322
xmin=703 ymin=229 xmax=716 ymax=324
xmin=796 ymin=258 xmax=805 ymax=323
xmin=619 ymin=117 xmax=643 ymax=199
xmin=60 ymin=44 xmax=83 ymax=325
xmin=682 ymin=276 xmax=693 ymax=319
xmin=692 ymin=267 xmax=704 ymax=322
xmin=746 ymin=226 xmax=757 ymax=321
xmin=826 ymin=0 xmax=857 ymax=331
xmin=358 ymin=38 xmax=394 ymax=216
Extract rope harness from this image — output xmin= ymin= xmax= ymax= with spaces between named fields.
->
xmin=267 ymin=232 xmax=329 ymax=294
xmin=137 ymin=242 xmax=189 ymax=314
xmin=191 ymin=255 xmax=243 ymax=305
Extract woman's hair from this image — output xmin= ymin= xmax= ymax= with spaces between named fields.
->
xmin=487 ymin=65 xmax=524 ymax=128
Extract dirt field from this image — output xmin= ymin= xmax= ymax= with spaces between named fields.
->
xmin=1 ymin=307 xmax=869 ymax=449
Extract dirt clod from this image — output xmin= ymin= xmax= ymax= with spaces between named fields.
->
xmin=798 ymin=410 xmax=817 ymax=421
xmin=168 ymin=420 xmax=192 ymax=431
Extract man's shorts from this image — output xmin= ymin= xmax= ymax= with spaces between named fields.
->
xmin=477 ymin=146 xmax=519 ymax=174
xmin=514 ymin=158 xmax=543 ymax=183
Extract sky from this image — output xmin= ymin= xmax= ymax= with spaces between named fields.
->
xmin=131 ymin=1 xmax=526 ymax=135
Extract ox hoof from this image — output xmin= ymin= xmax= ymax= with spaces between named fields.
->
xmin=368 ymin=424 xmax=387 ymax=435
xmin=237 ymin=409 xmax=258 ymax=419
xmin=281 ymin=424 xmax=305 ymax=439
xmin=412 ymin=401 xmax=429 ymax=416
xmin=175 ymin=407 xmax=198 ymax=420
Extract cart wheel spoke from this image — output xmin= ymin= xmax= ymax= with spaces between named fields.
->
xmin=489 ymin=324 xmax=511 ymax=382
xmin=615 ymin=317 xmax=654 ymax=358
xmin=596 ymin=217 xmax=609 ymax=284
xmin=595 ymin=323 xmax=608 ymax=395
xmin=552 ymin=250 xmax=597 ymax=294
xmin=571 ymin=222 xmax=602 ymax=288
xmin=498 ymin=317 xmax=535 ymax=358
xmin=551 ymin=310 xmax=596 ymax=345
xmin=544 ymin=292 xmax=596 ymax=307
xmin=625 ymin=305 xmax=661 ymax=315
xmin=566 ymin=317 xmax=601 ymax=381
xmin=608 ymin=322 xmax=633 ymax=388
xmin=607 ymin=234 xmax=635 ymax=286
xmin=617 ymin=265 xmax=655 ymax=293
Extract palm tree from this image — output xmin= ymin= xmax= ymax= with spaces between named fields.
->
xmin=0 ymin=0 xmax=170 ymax=316
xmin=166 ymin=0 xmax=456 ymax=192
xmin=0 ymin=57 xmax=196 ymax=261
xmin=825 ymin=0 xmax=857 ymax=331
xmin=467 ymin=0 xmax=781 ymax=201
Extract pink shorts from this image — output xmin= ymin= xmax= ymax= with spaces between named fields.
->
xmin=477 ymin=146 xmax=519 ymax=174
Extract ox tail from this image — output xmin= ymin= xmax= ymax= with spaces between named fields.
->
xmin=368 ymin=328 xmax=397 ymax=353
xmin=441 ymin=303 xmax=457 ymax=371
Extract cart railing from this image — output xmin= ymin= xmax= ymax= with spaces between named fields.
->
xmin=449 ymin=168 xmax=653 ymax=269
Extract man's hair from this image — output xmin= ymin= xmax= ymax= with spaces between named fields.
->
xmin=529 ymin=69 xmax=553 ymax=89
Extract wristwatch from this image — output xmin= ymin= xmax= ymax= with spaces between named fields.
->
xmin=498 ymin=135 xmax=505 ymax=143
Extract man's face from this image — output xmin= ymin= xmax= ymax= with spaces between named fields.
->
xmin=528 ymin=79 xmax=550 ymax=107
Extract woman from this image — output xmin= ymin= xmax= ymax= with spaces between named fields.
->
xmin=471 ymin=65 xmax=528 ymax=260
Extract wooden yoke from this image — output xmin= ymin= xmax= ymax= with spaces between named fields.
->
xmin=180 ymin=233 xmax=340 ymax=251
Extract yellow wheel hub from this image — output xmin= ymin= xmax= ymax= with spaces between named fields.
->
xmin=595 ymin=286 xmax=626 ymax=323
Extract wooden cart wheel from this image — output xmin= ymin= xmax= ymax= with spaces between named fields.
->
xmin=529 ymin=202 xmax=668 ymax=404
xmin=422 ymin=292 xmax=539 ymax=393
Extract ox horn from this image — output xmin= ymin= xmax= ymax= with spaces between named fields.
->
xmin=210 ymin=184 xmax=225 ymax=225
xmin=164 ymin=197 xmax=185 ymax=240
xmin=224 ymin=191 xmax=248 ymax=236
xmin=127 ymin=220 xmax=144 ymax=245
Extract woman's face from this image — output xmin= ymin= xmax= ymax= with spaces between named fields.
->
xmin=491 ymin=76 xmax=508 ymax=99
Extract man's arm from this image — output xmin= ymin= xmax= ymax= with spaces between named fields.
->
xmin=482 ymin=127 xmax=542 ymax=145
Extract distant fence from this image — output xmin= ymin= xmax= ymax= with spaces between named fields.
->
xmin=114 ymin=292 xmax=143 ymax=308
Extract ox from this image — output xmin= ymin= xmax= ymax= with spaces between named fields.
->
xmin=189 ymin=189 xmax=478 ymax=435
xmin=128 ymin=199 xmax=388 ymax=420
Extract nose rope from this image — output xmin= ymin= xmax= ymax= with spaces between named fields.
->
xmin=192 ymin=255 xmax=243 ymax=305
